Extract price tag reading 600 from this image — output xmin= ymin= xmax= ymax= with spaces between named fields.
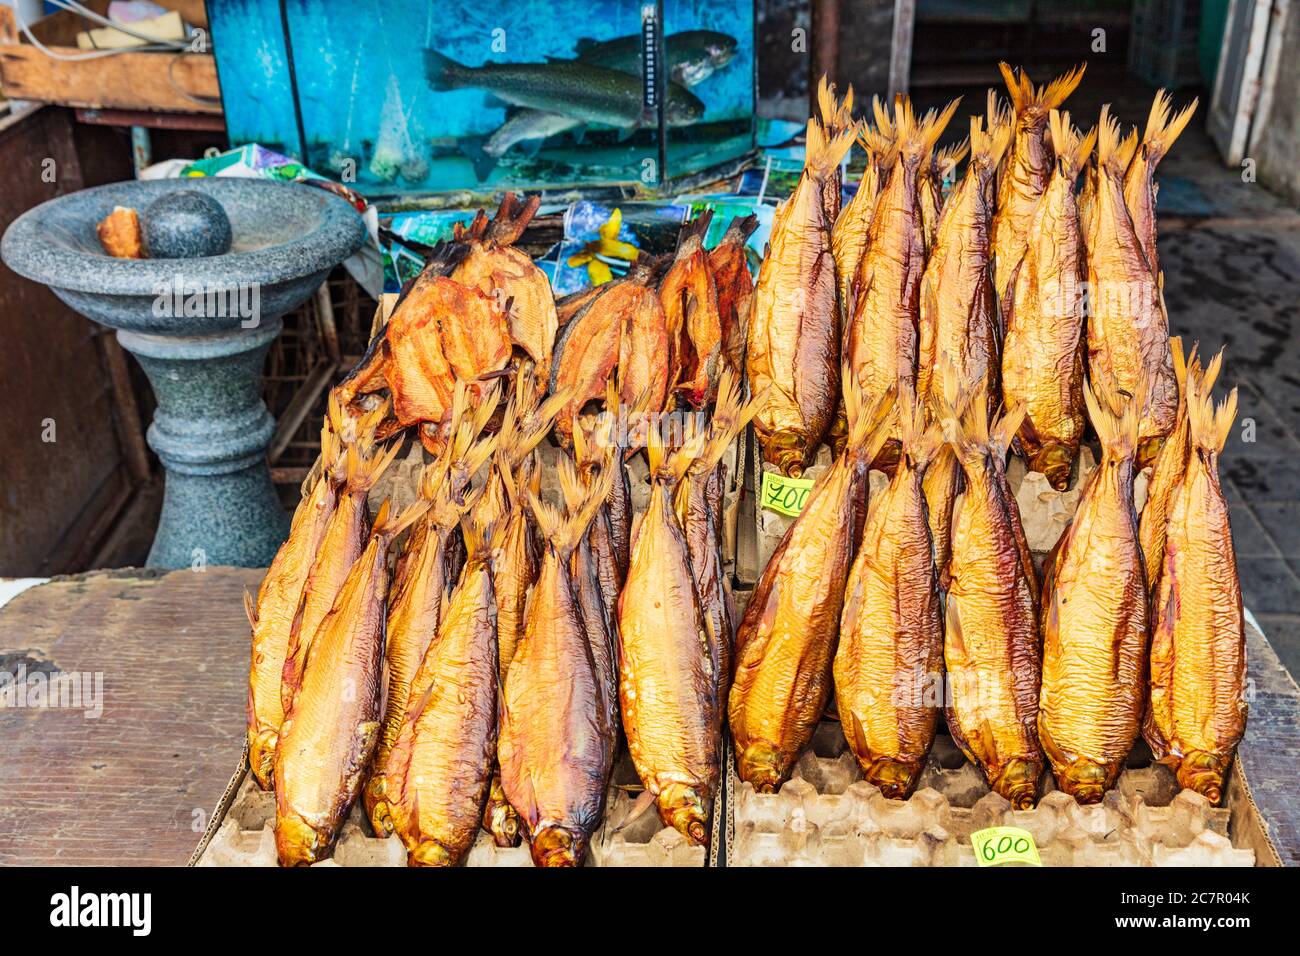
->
xmin=761 ymin=470 xmax=815 ymax=518
xmin=970 ymin=826 xmax=1041 ymax=867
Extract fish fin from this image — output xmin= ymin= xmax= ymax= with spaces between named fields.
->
xmin=990 ymin=404 xmax=1027 ymax=461
xmin=1000 ymin=62 xmax=1085 ymax=113
xmin=1038 ymin=63 xmax=1086 ymax=110
xmin=816 ymin=75 xmax=855 ymax=134
xmin=804 ymin=117 xmax=856 ymax=182
xmin=243 ymin=588 xmax=257 ymax=629
xmin=699 ymin=369 xmax=767 ymax=474
xmin=614 ymin=788 xmax=659 ymax=833
xmin=1095 ymin=105 xmax=1138 ymax=176
xmin=890 ymin=95 xmax=961 ymax=164
xmin=1186 ymin=359 xmax=1237 ymax=455
xmin=843 ymin=372 xmax=898 ymax=464
xmin=545 ymin=457 xmax=615 ymax=557
xmin=968 ymin=116 xmax=1011 ymax=173
xmin=458 ymin=136 xmax=498 ymax=182
xmin=422 ymin=48 xmax=464 ymax=93
xmin=1083 ymin=375 xmax=1141 ymax=462
xmin=722 ymin=213 xmax=760 ymax=244
xmin=573 ymin=37 xmax=599 ymax=54
xmin=1199 ymin=346 xmax=1224 ymax=398
xmin=675 ymin=208 xmax=715 ymax=252
xmin=1141 ymin=91 xmax=1198 ymax=167
xmin=897 ymin=381 xmax=945 ymax=471
xmin=486 ymin=192 xmax=540 ymax=246
xmin=1048 ymin=109 xmax=1096 ymax=180
xmin=345 ymin=439 xmax=402 ymax=495
xmin=985 ymin=88 xmax=1012 ymax=133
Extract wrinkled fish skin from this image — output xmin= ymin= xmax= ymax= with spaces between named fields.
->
xmin=835 ymin=398 xmax=944 ymax=798
xmin=1088 ymin=107 xmax=1178 ymax=465
xmin=942 ymin=388 xmax=1042 ymax=809
xmin=917 ymin=116 xmax=1007 ymax=426
xmin=918 ymin=139 xmax=969 ymax=254
xmin=574 ymin=414 xmax=626 ymax=635
xmin=749 ymin=118 xmax=854 ymax=476
xmin=1038 ymin=384 xmax=1149 ymax=803
xmin=1140 ymin=341 xmax=1213 ymax=603
xmin=499 ymin=467 xmax=615 ymax=867
xmin=923 ymin=444 xmax=962 ymax=591
xmin=832 ymin=119 xmax=891 ymax=320
xmin=274 ymin=504 xmax=413 ymax=866
xmin=386 ymin=531 xmax=499 ymax=866
xmin=847 ymin=97 xmax=957 ymax=468
xmin=618 ymin=437 xmax=719 ymax=845
xmin=1001 ymin=111 xmax=1095 ymax=491
xmin=1145 ymin=373 xmax=1245 ymax=806
xmin=730 ymin=384 xmax=893 ymax=792
xmin=990 ymin=63 xmax=1085 ymax=299
xmin=1123 ymin=92 xmax=1197 ymax=281
xmin=660 ymin=210 xmax=722 ymax=407
xmin=246 ymin=460 xmax=338 ymax=790
xmin=707 ymin=214 xmax=759 ymax=382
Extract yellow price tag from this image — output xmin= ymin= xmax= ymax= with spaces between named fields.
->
xmin=971 ymin=826 xmax=1041 ymax=866
xmin=760 ymin=470 xmax=815 ymax=518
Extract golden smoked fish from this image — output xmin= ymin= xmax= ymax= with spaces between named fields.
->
xmin=919 ymin=139 xmax=969 ymax=254
xmin=498 ymin=464 xmax=616 ymax=867
xmin=923 ymin=444 xmax=962 ymax=591
xmin=707 ymin=214 xmax=759 ymax=382
xmin=748 ymin=116 xmax=855 ymax=475
xmin=280 ymin=436 xmax=400 ymax=714
xmin=386 ymin=515 xmax=500 ymax=866
xmin=246 ymin=424 xmax=340 ymax=790
xmin=1123 ymin=92 xmax=1197 ymax=280
xmin=817 ymin=78 xmax=856 ymax=224
xmin=730 ymin=381 xmax=895 ymax=791
xmin=831 ymin=111 xmax=893 ymax=318
xmin=365 ymin=392 xmax=496 ymax=836
xmin=618 ymin=428 xmax=720 ymax=844
xmin=573 ymin=410 xmax=625 ymax=631
xmin=846 ymin=96 xmax=957 ymax=470
xmin=917 ymin=115 xmax=1009 ymax=421
xmin=1038 ymin=381 xmax=1149 ymax=802
xmin=1088 ymin=106 xmax=1178 ymax=465
xmin=675 ymin=372 xmax=765 ymax=703
xmin=941 ymin=376 xmax=1042 ymax=808
xmin=274 ymin=500 xmax=426 ymax=865
xmin=450 ymin=193 xmax=558 ymax=389
xmin=1141 ymin=341 xmax=1218 ymax=602
xmin=660 ymin=210 xmax=722 ymax=407
xmin=990 ymin=63 xmax=1085 ymax=299
xmin=1001 ymin=110 xmax=1095 ymax=490
xmin=835 ymin=391 xmax=944 ymax=798
xmin=1145 ymin=370 xmax=1245 ymax=805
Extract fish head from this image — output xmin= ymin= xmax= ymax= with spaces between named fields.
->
xmin=408 ymin=839 xmax=457 ymax=867
xmin=656 ymin=785 xmax=712 ymax=846
xmin=365 ymin=779 xmax=396 ymax=836
xmin=1060 ymin=761 xmax=1108 ymax=804
xmin=1036 ymin=444 xmax=1074 ymax=492
xmin=993 ymin=759 xmax=1040 ymax=810
xmin=737 ymin=741 xmax=788 ymax=794
xmin=275 ymin=813 xmax=326 ymax=867
xmin=704 ymin=33 xmax=738 ymax=67
xmin=530 ymin=826 xmax=588 ymax=867
xmin=248 ymin=729 xmax=279 ymax=790
xmin=868 ymin=759 xmax=921 ymax=800
xmin=763 ymin=428 xmax=811 ymax=478
xmin=486 ymin=802 xmax=522 ymax=848
xmin=666 ymin=89 xmax=707 ymax=126
xmin=1177 ymin=752 xmax=1227 ymax=806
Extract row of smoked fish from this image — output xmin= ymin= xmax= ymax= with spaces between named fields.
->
xmin=245 ymin=191 xmax=763 ymax=866
xmin=733 ymin=67 xmax=1244 ymax=812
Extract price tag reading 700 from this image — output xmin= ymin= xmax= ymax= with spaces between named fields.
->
xmin=761 ymin=470 xmax=815 ymax=518
xmin=970 ymin=826 xmax=1041 ymax=867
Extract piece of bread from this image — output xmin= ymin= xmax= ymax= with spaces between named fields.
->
xmin=97 ymin=206 xmax=146 ymax=259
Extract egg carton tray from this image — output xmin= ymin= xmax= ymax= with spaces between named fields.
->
xmin=724 ymin=720 xmax=1257 ymax=867
xmin=194 ymin=749 xmax=715 ymax=868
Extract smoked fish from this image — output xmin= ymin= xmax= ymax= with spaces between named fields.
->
xmin=817 ymin=78 xmax=856 ymax=224
xmin=1088 ymin=106 xmax=1178 ymax=465
xmin=919 ymin=138 xmax=970 ymax=254
xmin=917 ymin=115 xmax=1010 ymax=422
xmin=273 ymin=500 xmax=427 ymax=865
xmin=730 ymin=380 xmax=895 ymax=792
xmin=1140 ymin=341 xmax=1219 ymax=603
xmin=246 ymin=424 xmax=341 ymax=790
xmin=385 ymin=514 xmax=501 ymax=866
xmin=573 ymin=408 xmax=626 ymax=628
xmin=748 ymin=116 xmax=855 ymax=475
xmin=846 ymin=96 xmax=958 ymax=470
xmin=660 ymin=210 xmax=722 ymax=407
xmin=1123 ymin=92 xmax=1197 ymax=281
xmin=450 ymin=193 xmax=559 ymax=389
xmin=835 ymin=390 xmax=945 ymax=798
xmin=1038 ymin=381 xmax=1149 ymax=802
xmin=365 ymin=389 xmax=497 ymax=836
xmin=1145 ymin=369 xmax=1245 ymax=805
xmin=940 ymin=375 xmax=1042 ymax=808
xmin=675 ymin=371 xmax=766 ymax=704
xmin=990 ymin=63 xmax=1085 ymax=299
xmin=831 ymin=110 xmax=894 ymax=319
xmin=618 ymin=426 xmax=719 ymax=844
xmin=498 ymin=464 xmax=617 ymax=866
xmin=1001 ymin=110 xmax=1095 ymax=490
xmin=707 ymin=214 xmax=759 ymax=382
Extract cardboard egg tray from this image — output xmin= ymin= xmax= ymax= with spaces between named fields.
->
xmin=193 ymin=749 xmax=716 ymax=868
xmin=723 ymin=720 xmax=1258 ymax=867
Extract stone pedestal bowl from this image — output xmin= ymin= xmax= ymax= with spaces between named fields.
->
xmin=2 ymin=178 xmax=367 ymax=568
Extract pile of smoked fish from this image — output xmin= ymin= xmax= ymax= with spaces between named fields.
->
xmin=245 ymin=64 xmax=1248 ymax=868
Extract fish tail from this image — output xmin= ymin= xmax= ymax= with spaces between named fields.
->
xmin=722 ymin=213 xmax=760 ymax=245
xmin=1048 ymin=109 xmax=1097 ymax=179
xmin=857 ymin=118 xmax=897 ymax=169
xmin=934 ymin=137 xmax=970 ymax=180
xmin=936 ymin=353 xmax=986 ymax=452
xmin=986 ymin=88 xmax=1012 ymax=133
xmin=1186 ymin=359 xmax=1237 ymax=456
xmin=969 ymin=116 xmax=1011 ymax=172
xmin=1142 ymin=91 xmax=1198 ymax=168
xmin=816 ymin=75 xmax=855 ymax=134
xmin=1083 ymin=375 xmax=1141 ymax=462
xmin=892 ymin=95 xmax=961 ymax=164
xmin=700 ymin=370 xmax=767 ymax=473
xmin=676 ymin=208 xmax=714 ymax=251
xmin=486 ymin=192 xmax=541 ymax=246
xmin=1095 ymin=105 xmax=1137 ymax=176
xmin=843 ymin=372 xmax=897 ymax=464
xmin=1001 ymin=62 xmax=1085 ymax=113
xmin=345 ymin=438 xmax=402 ymax=494
xmin=804 ymin=117 xmax=856 ymax=182
xmin=546 ymin=457 xmax=616 ymax=557
xmin=1038 ymin=63 xmax=1087 ymax=110
xmin=896 ymin=382 xmax=944 ymax=470
xmin=423 ymin=48 xmax=466 ymax=93
xmin=374 ymin=496 xmax=432 ymax=541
